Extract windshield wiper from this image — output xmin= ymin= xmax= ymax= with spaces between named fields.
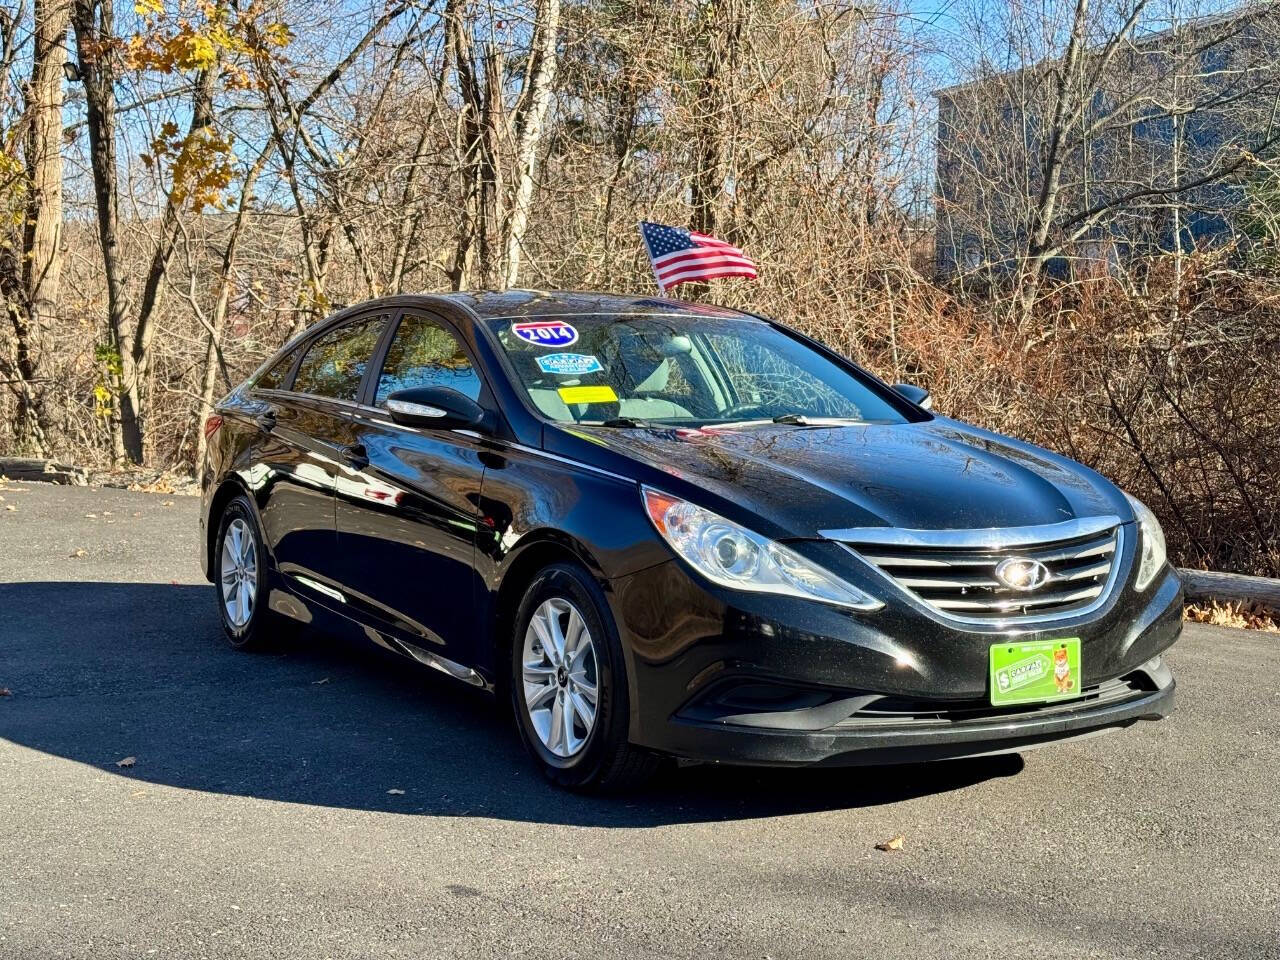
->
xmin=771 ymin=413 xmax=868 ymax=426
xmin=599 ymin=416 xmax=661 ymax=428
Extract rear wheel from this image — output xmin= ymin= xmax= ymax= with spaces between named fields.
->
xmin=510 ymin=563 xmax=663 ymax=792
xmin=213 ymin=495 xmax=276 ymax=650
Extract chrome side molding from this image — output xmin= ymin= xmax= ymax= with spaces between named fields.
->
xmin=397 ymin=638 xmax=490 ymax=689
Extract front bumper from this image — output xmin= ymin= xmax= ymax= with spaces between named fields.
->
xmin=646 ymin=663 xmax=1173 ymax=767
xmin=606 ymin=548 xmax=1183 ymax=767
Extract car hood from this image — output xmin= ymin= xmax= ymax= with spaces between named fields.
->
xmin=555 ymin=418 xmax=1130 ymax=539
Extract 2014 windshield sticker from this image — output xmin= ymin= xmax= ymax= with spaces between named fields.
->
xmin=512 ymin=320 xmax=579 ymax=348
xmin=536 ymin=353 xmax=603 ymax=375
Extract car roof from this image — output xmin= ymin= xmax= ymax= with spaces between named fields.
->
xmin=263 ymin=290 xmax=760 ymax=371
xmin=407 ymin=289 xmax=756 ymax=323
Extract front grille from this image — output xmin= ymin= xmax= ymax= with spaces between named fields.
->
xmin=832 ymin=518 xmax=1124 ymax=623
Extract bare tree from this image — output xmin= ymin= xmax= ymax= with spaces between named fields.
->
xmin=938 ymin=0 xmax=1280 ymax=319
xmin=2 ymin=0 xmax=70 ymax=454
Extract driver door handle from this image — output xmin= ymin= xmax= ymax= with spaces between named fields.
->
xmin=340 ymin=443 xmax=369 ymax=469
xmin=254 ymin=410 xmax=277 ymax=432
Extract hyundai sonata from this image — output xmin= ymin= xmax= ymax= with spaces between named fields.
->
xmin=200 ymin=291 xmax=1179 ymax=790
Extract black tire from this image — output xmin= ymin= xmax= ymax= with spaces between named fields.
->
xmin=212 ymin=495 xmax=278 ymax=651
xmin=509 ymin=563 xmax=663 ymax=792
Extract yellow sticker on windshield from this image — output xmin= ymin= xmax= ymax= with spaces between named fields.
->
xmin=558 ymin=385 xmax=618 ymax=405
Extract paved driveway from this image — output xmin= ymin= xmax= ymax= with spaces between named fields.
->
xmin=0 ymin=483 xmax=1277 ymax=959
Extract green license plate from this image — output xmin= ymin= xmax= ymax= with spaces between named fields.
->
xmin=989 ymin=638 xmax=1081 ymax=707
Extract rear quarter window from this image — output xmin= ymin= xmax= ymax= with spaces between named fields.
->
xmin=253 ymin=349 xmax=299 ymax=390
xmin=291 ymin=316 xmax=388 ymax=402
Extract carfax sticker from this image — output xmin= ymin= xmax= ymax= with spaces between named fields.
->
xmin=558 ymin=385 xmax=618 ymax=405
xmin=512 ymin=320 xmax=579 ymax=348
xmin=536 ymin=353 xmax=603 ymax=376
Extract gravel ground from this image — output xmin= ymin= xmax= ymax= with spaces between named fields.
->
xmin=0 ymin=483 xmax=1277 ymax=960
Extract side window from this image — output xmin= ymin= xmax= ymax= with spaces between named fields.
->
xmin=374 ymin=313 xmax=482 ymax=406
xmin=292 ymin=316 xmax=388 ymax=402
xmin=254 ymin=348 xmax=299 ymax=390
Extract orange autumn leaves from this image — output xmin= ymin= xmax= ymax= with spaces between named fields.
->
xmin=128 ymin=0 xmax=293 ymax=211
xmin=140 ymin=120 xmax=235 ymax=211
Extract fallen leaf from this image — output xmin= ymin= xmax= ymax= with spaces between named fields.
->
xmin=70 ymin=548 xmax=87 ymax=558
xmin=161 ymin=500 xmax=175 ymax=507
xmin=116 ymin=756 xmax=136 ymax=768
xmin=387 ymin=788 xmax=405 ymax=795
xmin=312 ymin=677 xmax=330 ymax=685
xmin=875 ymin=835 xmax=905 ymax=852
xmin=4 ymin=504 xmax=15 ymax=512
xmin=85 ymin=513 xmax=97 ymax=519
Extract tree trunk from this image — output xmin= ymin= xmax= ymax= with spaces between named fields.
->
xmin=685 ymin=0 xmax=743 ymax=301
xmin=72 ymin=0 xmax=134 ymax=464
xmin=389 ymin=125 xmax=432 ymax=290
xmin=502 ymin=0 xmax=560 ymax=289
xmin=123 ymin=63 xmax=218 ymax=464
xmin=475 ymin=46 xmax=505 ymax=288
xmin=195 ymin=154 xmax=266 ymax=469
xmin=1017 ymin=0 xmax=1091 ymax=325
xmin=14 ymin=0 xmax=72 ymax=455
xmin=446 ymin=3 xmax=503 ymax=291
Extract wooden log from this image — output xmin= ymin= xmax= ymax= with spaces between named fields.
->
xmin=0 ymin=457 xmax=88 ymax=486
xmin=1178 ymin=568 xmax=1280 ymax=607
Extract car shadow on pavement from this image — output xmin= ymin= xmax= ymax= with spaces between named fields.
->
xmin=0 ymin=581 xmax=1023 ymax=827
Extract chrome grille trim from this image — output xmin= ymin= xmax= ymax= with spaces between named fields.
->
xmin=929 ymin=584 xmax=1103 ymax=612
xmin=831 ymin=518 xmax=1127 ymax=626
xmin=819 ymin=515 xmax=1121 ymax=549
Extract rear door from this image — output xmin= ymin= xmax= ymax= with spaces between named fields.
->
xmin=255 ymin=312 xmax=390 ymax=607
xmin=333 ymin=310 xmax=492 ymax=669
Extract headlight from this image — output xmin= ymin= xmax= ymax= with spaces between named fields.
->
xmin=1125 ymin=493 xmax=1167 ymax=591
xmin=641 ymin=487 xmax=882 ymax=610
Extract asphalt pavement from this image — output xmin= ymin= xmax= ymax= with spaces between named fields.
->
xmin=1 ymin=482 xmax=1277 ymax=960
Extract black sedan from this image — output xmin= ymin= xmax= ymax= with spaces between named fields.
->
xmin=200 ymin=291 xmax=1180 ymax=790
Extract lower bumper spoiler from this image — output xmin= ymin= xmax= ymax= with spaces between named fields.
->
xmin=654 ymin=678 xmax=1175 ymax=768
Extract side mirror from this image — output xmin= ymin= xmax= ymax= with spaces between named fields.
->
xmin=893 ymin=382 xmax=933 ymax=410
xmin=385 ymin=386 xmax=489 ymax=431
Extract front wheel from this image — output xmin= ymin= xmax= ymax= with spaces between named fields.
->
xmin=510 ymin=563 xmax=663 ymax=792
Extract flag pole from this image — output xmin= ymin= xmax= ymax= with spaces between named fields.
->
xmin=636 ymin=221 xmax=666 ymax=295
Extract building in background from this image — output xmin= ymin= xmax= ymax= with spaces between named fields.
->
xmin=934 ymin=5 xmax=1280 ymax=280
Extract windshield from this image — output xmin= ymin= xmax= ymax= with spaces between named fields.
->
xmin=485 ymin=313 xmax=912 ymax=427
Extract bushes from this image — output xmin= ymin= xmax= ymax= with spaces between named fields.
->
xmin=2 ymin=245 xmax=1276 ymax=578
xmin=787 ymin=256 xmax=1280 ymax=577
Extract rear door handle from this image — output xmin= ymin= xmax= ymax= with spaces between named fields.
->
xmin=254 ymin=411 xmax=277 ymax=432
xmin=340 ymin=443 xmax=369 ymax=469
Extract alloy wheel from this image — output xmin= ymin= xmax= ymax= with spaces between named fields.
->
xmin=521 ymin=597 xmax=599 ymax=758
xmin=220 ymin=517 xmax=258 ymax=628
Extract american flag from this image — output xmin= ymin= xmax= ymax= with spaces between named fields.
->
xmin=638 ymin=221 xmax=758 ymax=292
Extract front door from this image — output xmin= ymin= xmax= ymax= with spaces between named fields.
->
xmin=334 ymin=311 xmax=491 ymax=670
